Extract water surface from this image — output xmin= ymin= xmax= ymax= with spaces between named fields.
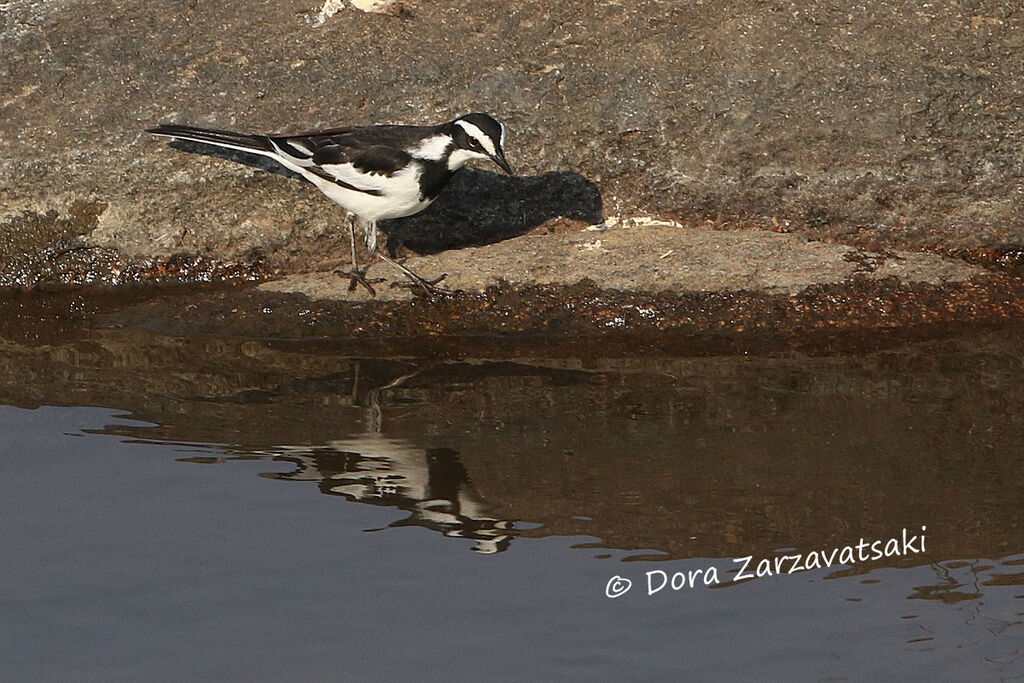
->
xmin=2 ymin=317 xmax=1022 ymax=680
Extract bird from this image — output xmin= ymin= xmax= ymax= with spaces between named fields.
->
xmin=147 ymin=112 xmax=513 ymax=296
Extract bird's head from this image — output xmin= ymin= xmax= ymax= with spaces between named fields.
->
xmin=449 ymin=113 xmax=513 ymax=175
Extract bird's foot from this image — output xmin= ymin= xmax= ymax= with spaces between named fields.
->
xmin=390 ymin=270 xmax=457 ymax=299
xmin=375 ymin=252 xmax=458 ymax=299
xmin=333 ymin=268 xmax=387 ymax=297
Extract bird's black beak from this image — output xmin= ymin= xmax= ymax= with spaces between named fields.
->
xmin=491 ymin=150 xmax=513 ymax=176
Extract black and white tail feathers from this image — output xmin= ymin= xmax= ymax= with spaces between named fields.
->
xmin=146 ymin=123 xmax=276 ymax=157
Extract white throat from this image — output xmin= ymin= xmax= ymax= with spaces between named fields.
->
xmin=447 ymin=147 xmax=486 ymax=171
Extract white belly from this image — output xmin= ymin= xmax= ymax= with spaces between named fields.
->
xmin=305 ymin=163 xmax=433 ymax=222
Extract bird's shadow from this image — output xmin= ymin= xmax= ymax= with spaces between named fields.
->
xmin=383 ymin=169 xmax=603 ymax=255
xmin=165 ymin=140 xmax=604 ymax=254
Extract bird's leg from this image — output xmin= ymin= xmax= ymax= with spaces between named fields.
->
xmin=334 ymin=217 xmax=385 ymax=296
xmin=376 ymin=251 xmax=455 ymax=298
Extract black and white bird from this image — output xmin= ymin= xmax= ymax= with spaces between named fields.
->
xmin=147 ymin=113 xmax=513 ymax=295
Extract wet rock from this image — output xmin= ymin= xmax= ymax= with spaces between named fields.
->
xmin=263 ymin=223 xmax=984 ymax=302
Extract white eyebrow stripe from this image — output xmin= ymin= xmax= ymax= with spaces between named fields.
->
xmin=454 ymin=119 xmax=496 ymax=156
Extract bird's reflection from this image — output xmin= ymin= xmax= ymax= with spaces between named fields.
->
xmin=168 ymin=358 xmax=583 ymax=555
xmin=256 ymin=436 xmax=516 ymax=554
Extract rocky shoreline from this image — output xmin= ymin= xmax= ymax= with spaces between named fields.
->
xmin=3 ymin=1 xmax=1023 ymax=337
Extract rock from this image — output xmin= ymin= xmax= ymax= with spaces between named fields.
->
xmin=1 ymin=0 xmax=1022 ymax=306
xmin=263 ymin=222 xmax=984 ymax=302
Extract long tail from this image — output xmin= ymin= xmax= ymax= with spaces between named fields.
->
xmin=146 ymin=123 xmax=275 ymax=156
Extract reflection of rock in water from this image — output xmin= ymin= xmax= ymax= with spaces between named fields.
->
xmin=260 ymin=436 xmax=515 ymax=554
xmin=907 ymin=556 xmax=1024 ymax=604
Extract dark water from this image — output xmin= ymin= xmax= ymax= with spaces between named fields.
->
xmin=2 ymin=314 xmax=1023 ymax=680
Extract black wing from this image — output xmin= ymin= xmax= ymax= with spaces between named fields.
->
xmin=265 ymin=124 xmax=445 ymax=192
xmin=312 ymin=140 xmax=412 ymax=177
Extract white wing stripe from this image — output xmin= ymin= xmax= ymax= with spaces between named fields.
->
xmin=319 ymin=163 xmax=394 ymax=192
xmin=269 ymin=139 xmax=315 ymax=168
